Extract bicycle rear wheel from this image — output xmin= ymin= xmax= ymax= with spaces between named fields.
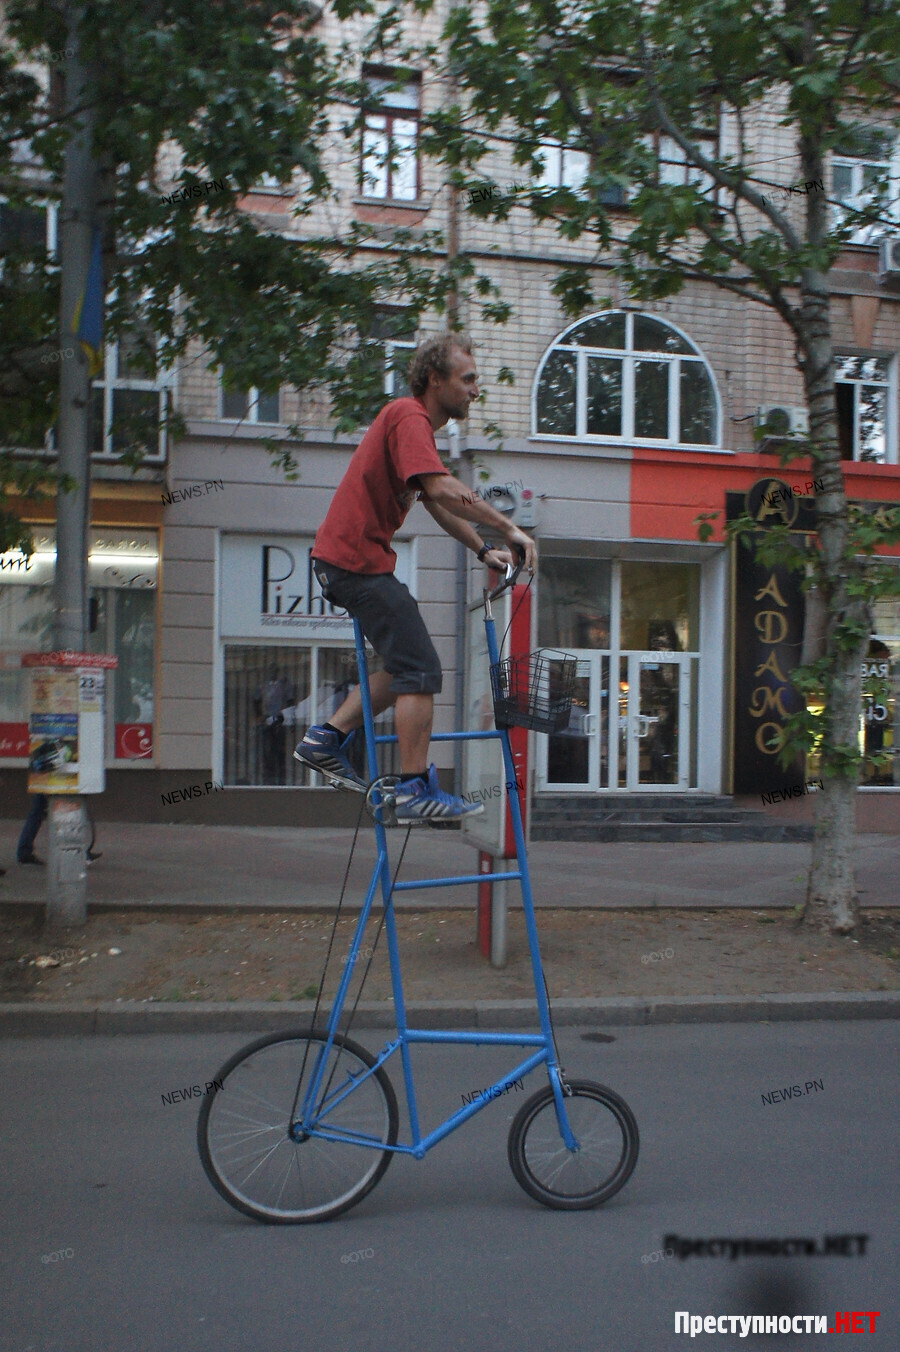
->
xmin=198 ymin=1028 xmax=399 ymax=1224
xmin=507 ymin=1079 xmax=638 ymax=1210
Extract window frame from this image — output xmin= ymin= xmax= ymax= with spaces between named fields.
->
xmin=831 ymin=129 xmax=898 ymax=244
xmin=0 ymin=195 xmax=58 ymax=274
xmin=90 ymin=323 xmax=173 ymax=463
xmin=834 ymin=350 xmax=896 ymax=464
xmin=532 ymin=310 xmax=722 ymax=450
xmin=219 ymin=378 xmax=282 ymax=426
xmin=359 ymin=66 xmax=422 ymax=203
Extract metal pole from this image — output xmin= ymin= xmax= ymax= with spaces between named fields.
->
xmin=45 ymin=5 xmax=98 ymax=931
xmin=490 ymin=879 xmax=507 ymax=969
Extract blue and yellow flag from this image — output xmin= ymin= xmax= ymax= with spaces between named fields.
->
xmin=71 ymin=226 xmax=104 ymax=375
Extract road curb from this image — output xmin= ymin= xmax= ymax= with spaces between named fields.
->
xmin=2 ymin=991 xmax=898 ymax=1035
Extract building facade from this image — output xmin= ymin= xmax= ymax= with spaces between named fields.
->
xmin=2 ymin=9 xmax=899 ymax=827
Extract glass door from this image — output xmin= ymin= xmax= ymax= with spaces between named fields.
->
xmin=537 ymin=652 xmax=608 ymax=791
xmin=618 ymin=653 xmax=690 ymax=790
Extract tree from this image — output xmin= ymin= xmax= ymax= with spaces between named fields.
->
xmin=0 ymin=0 xmax=467 ymax=557
xmin=0 ymin=0 xmax=472 ymax=925
xmin=411 ymin=0 xmax=900 ymax=932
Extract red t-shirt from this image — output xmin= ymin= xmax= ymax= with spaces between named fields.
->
xmin=313 ymin=397 xmax=449 ymax=574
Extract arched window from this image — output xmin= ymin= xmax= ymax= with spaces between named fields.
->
xmin=534 ymin=311 xmax=719 ymax=447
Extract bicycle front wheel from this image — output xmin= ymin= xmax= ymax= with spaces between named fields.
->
xmin=507 ymin=1079 xmax=638 ymax=1210
xmin=198 ymin=1028 xmax=399 ymax=1224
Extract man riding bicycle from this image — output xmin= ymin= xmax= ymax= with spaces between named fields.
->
xmin=294 ymin=332 xmax=537 ymax=824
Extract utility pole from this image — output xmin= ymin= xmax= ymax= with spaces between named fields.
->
xmin=45 ymin=4 xmax=99 ymax=932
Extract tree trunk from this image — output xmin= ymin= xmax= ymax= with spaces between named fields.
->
xmin=798 ymin=267 xmax=868 ymax=934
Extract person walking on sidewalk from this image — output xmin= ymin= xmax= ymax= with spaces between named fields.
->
xmin=294 ymin=332 xmax=536 ymax=824
xmin=17 ymin=793 xmax=47 ymax=865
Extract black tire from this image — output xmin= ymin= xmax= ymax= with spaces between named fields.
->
xmin=197 ymin=1028 xmax=399 ymax=1224
xmin=507 ymin=1079 xmax=639 ymax=1210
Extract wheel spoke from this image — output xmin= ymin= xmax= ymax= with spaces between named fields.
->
xmin=198 ymin=1031 xmax=398 ymax=1224
xmin=509 ymin=1081 xmax=638 ymax=1210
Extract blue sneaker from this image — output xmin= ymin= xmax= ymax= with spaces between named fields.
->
xmin=393 ymin=765 xmax=485 ymax=826
xmin=293 ymin=726 xmax=367 ymax=791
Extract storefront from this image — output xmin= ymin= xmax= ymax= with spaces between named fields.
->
xmin=533 ymin=548 xmax=726 ymax=793
xmin=213 ymin=532 xmax=412 ymax=787
xmin=0 ymin=526 xmax=159 ymax=771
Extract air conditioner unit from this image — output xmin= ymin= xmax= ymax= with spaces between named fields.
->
xmin=756 ymin=405 xmax=809 ymax=439
xmin=877 ymin=237 xmax=900 ymax=283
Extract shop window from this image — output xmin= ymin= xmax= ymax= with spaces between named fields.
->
xmin=535 ymin=310 xmax=718 ymax=446
xmin=537 ymin=556 xmax=611 ymax=650
xmin=834 ymin=355 xmax=892 ymax=463
xmin=857 ymin=599 xmax=900 ymax=786
xmin=220 ymin=376 xmax=281 ymax=424
xmin=360 ymin=68 xmax=421 ymax=202
xmin=224 ymin=644 xmax=398 ymax=786
xmin=620 ymin=561 xmax=700 ymax=652
xmin=0 ymin=529 xmax=158 ymax=762
xmin=90 ymin=321 xmax=171 ymax=462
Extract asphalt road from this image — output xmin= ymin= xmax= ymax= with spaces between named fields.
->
xmin=3 ymin=1021 xmax=895 ymax=1352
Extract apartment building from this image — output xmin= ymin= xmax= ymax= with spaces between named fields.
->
xmin=2 ymin=8 xmax=899 ymax=831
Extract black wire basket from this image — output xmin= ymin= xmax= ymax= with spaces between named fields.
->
xmin=490 ymin=649 xmax=577 ymax=733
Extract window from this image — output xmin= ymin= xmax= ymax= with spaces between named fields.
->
xmin=90 ymin=321 xmax=171 ymax=462
xmin=534 ymin=141 xmax=590 ymax=194
xmin=534 ymin=311 xmax=719 ymax=446
xmin=0 ymin=529 xmax=159 ymax=764
xmin=832 ymin=130 xmax=895 ymax=244
xmin=360 ymin=69 xmax=420 ymax=201
xmin=0 ymin=198 xmax=57 ymax=272
xmin=657 ymin=132 xmax=717 ymax=195
xmin=223 ymin=645 xmax=398 ymax=785
xmin=835 ymin=356 xmax=892 ymax=462
xmin=220 ymin=378 xmax=281 ymax=424
xmin=351 ymin=309 xmax=417 ymax=423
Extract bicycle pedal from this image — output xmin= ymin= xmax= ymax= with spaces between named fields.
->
xmin=365 ymin=775 xmax=401 ymax=827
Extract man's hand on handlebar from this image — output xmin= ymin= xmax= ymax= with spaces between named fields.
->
xmin=499 ymin=526 xmax=536 ymax=573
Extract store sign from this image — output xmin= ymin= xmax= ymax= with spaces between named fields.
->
xmin=0 ymin=530 xmax=158 ymax=589
xmin=219 ymin=534 xmax=413 ymax=641
xmin=728 ymin=483 xmax=808 ymax=795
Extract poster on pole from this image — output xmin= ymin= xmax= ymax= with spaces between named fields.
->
xmin=23 ymin=652 xmax=117 ymax=794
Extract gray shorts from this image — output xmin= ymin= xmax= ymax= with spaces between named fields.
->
xmin=312 ymin=560 xmax=442 ymax=695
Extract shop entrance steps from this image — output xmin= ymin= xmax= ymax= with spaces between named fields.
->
xmin=530 ymin=793 xmax=813 ymax=843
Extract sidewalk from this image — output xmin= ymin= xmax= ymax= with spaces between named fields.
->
xmin=1 ymin=819 xmax=898 ymax=913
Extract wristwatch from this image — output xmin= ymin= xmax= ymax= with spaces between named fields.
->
xmin=476 ymin=542 xmax=495 ymax=562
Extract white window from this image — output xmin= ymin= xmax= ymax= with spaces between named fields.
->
xmin=658 ymin=133 xmax=717 ymax=195
xmin=90 ymin=323 xmax=172 ymax=463
xmin=832 ymin=130 xmax=896 ymax=244
xmin=361 ymin=70 xmax=420 ymax=202
xmin=534 ymin=141 xmax=590 ymax=194
xmin=220 ymin=378 xmax=281 ymax=424
xmin=835 ymin=355 xmax=894 ymax=463
xmin=534 ymin=311 xmax=719 ymax=447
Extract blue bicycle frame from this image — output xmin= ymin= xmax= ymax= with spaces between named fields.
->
xmin=294 ymin=583 xmax=578 ymax=1159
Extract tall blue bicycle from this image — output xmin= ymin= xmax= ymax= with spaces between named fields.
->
xmin=198 ymin=553 xmax=639 ymax=1222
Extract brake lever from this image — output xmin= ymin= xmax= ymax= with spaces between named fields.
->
xmin=487 ymin=543 xmax=527 ymax=601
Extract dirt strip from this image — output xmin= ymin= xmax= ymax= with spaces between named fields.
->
xmin=2 ymin=906 xmax=899 ymax=1006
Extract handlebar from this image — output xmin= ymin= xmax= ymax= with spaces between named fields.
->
xmin=487 ymin=543 xmax=527 ymax=601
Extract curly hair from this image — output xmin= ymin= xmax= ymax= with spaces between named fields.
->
xmin=407 ymin=332 xmax=473 ymax=398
